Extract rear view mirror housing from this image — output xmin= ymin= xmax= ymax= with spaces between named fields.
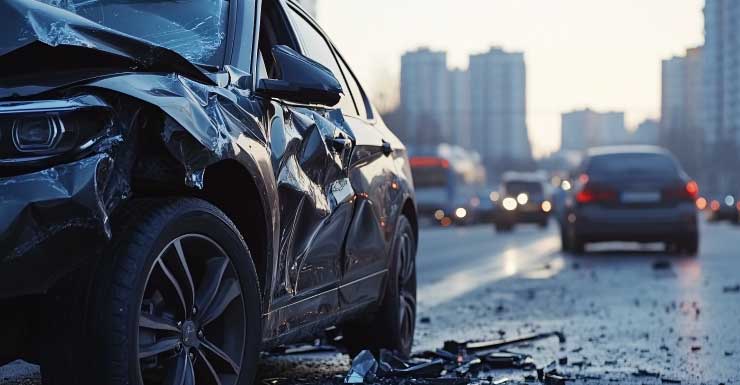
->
xmin=256 ymin=45 xmax=343 ymax=107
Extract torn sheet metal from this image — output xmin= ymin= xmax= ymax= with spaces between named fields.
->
xmin=0 ymin=154 xmax=113 ymax=297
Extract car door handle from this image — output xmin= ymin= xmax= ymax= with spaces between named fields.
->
xmin=382 ymin=140 xmax=392 ymax=157
xmin=330 ymin=137 xmax=352 ymax=152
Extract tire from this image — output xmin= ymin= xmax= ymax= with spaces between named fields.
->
xmin=569 ymin=231 xmax=585 ymax=255
xmin=538 ymin=220 xmax=549 ymax=229
xmin=64 ymin=198 xmax=262 ymax=385
xmin=679 ymin=233 xmax=699 ymax=256
xmin=560 ymin=228 xmax=571 ymax=252
xmin=342 ymin=216 xmax=417 ymax=358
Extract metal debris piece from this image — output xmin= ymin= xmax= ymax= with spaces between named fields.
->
xmin=634 ymin=368 xmax=661 ymax=378
xmin=652 ymin=260 xmax=671 ymax=270
xmin=481 ymin=352 xmax=535 ymax=370
xmin=392 ymin=359 xmax=446 ymax=377
xmin=345 ymin=350 xmax=378 ymax=384
xmin=543 ymin=373 xmax=567 ymax=385
xmin=272 ymin=344 xmax=337 ymax=355
xmin=443 ymin=331 xmax=566 ymax=354
xmin=661 ymin=377 xmax=681 ymax=383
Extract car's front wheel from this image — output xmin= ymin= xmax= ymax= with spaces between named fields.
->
xmin=342 ymin=216 xmax=417 ymax=358
xmin=89 ymin=199 xmax=261 ymax=385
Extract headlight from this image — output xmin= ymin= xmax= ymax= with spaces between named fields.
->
xmin=455 ymin=207 xmax=467 ymax=219
xmin=541 ymin=200 xmax=552 ymax=213
xmin=12 ymin=114 xmax=75 ymax=154
xmin=434 ymin=209 xmax=445 ymax=220
xmin=502 ymin=197 xmax=518 ymax=211
xmin=516 ymin=193 xmax=529 ymax=205
xmin=725 ymin=195 xmax=735 ymax=207
xmin=0 ymin=95 xmax=111 ymax=161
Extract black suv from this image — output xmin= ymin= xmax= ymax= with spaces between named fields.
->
xmin=0 ymin=1 xmax=418 ymax=384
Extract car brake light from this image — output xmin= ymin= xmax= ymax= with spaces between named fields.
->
xmin=685 ymin=181 xmax=699 ymax=199
xmin=576 ymin=184 xmax=617 ymax=204
xmin=663 ymin=181 xmax=699 ymax=201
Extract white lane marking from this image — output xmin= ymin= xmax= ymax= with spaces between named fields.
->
xmin=417 ymin=235 xmax=561 ymax=309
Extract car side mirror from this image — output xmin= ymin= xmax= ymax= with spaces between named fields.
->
xmin=256 ymin=45 xmax=343 ymax=107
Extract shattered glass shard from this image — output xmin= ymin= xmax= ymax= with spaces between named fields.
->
xmin=344 ymin=350 xmax=378 ymax=384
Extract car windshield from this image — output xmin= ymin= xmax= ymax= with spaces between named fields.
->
xmin=588 ymin=153 xmax=678 ymax=178
xmin=38 ymin=0 xmax=229 ymax=66
xmin=505 ymin=181 xmax=543 ymax=195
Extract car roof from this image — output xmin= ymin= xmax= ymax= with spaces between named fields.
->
xmin=586 ymin=145 xmax=671 ymax=158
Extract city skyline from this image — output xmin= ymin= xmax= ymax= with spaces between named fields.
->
xmin=398 ymin=47 xmax=531 ymax=172
xmin=315 ymin=0 xmax=704 ymax=158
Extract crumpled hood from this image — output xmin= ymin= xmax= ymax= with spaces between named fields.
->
xmin=0 ymin=0 xmax=215 ymax=98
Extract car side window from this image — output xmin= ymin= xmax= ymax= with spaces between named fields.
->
xmin=285 ymin=6 xmax=358 ymax=115
xmin=337 ymin=55 xmax=371 ymax=119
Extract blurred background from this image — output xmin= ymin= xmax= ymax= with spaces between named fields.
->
xmin=257 ymin=2 xmax=740 ymax=382
xmin=297 ymin=0 xmax=739 ymax=227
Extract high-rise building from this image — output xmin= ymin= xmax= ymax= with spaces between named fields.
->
xmin=296 ymin=0 xmax=318 ymax=18
xmin=400 ymin=48 xmax=450 ymax=147
xmin=704 ymin=0 xmax=740 ymax=193
xmin=560 ymin=109 xmax=627 ymax=152
xmin=469 ymin=47 xmax=532 ymax=169
xmin=631 ymin=119 xmax=660 ymax=145
xmin=447 ymin=69 xmax=472 ymax=149
xmin=660 ymin=47 xmax=703 ymax=177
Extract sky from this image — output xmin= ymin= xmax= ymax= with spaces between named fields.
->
xmin=315 ymin=0 xmax=705 ymax=158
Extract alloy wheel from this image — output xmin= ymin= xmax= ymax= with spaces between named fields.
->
xmin=137 ymin=234 xmax=245 ymax=385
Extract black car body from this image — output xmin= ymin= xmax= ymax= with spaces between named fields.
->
xmin=561 ymin=146 xmax=698 ymax=254
xmin=493 ymin=172 xmax=551 ymax=231
xmin=0 ymin=1 xmax=418 ymax=384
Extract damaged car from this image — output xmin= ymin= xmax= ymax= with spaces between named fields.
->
xmin=0 ymin=1 xmax=418 ymax=385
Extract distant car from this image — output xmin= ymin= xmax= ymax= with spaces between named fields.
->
xmin=561 ymin=146 xmax=699 ymax=254
xmin=410 ymin=145 xmax=486 ymax=226
xmin=706 ymin=195 xmax=740 ymax=223
xmin=493 ymin=173 xmax=552 ymax=232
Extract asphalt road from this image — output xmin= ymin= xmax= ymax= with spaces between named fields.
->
xmin=2 ymin=220 xmax=739 ymax=384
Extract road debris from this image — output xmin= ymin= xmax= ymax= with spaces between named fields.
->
xmin=343 ymin=332 xmax=565 ymax=384
xmin=652 ymin=260 xmax=671 ymax=270
xmin=722 ymin=284 xmax=740 ymax=293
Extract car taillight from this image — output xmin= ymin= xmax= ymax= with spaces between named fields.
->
xmin=575 ymin=184 xmax=617 ymax=204
xmin=663 ymin=181 xmax=699 ymax=202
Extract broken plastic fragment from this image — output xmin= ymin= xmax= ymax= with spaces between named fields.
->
xmin=344 ymin=350 xmax=378 ymax=384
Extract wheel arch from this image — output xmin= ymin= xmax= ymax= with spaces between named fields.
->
xmin=401 ymin=197 xmax=419 ymax=247
xmin=198 ymin=159 xmax=272 ymax=306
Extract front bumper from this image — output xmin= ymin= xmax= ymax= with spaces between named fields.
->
xmin=496 ymin=208 xmax=549 ymax=224
xmin=0 ymin=154 xmax=114 ymax=299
